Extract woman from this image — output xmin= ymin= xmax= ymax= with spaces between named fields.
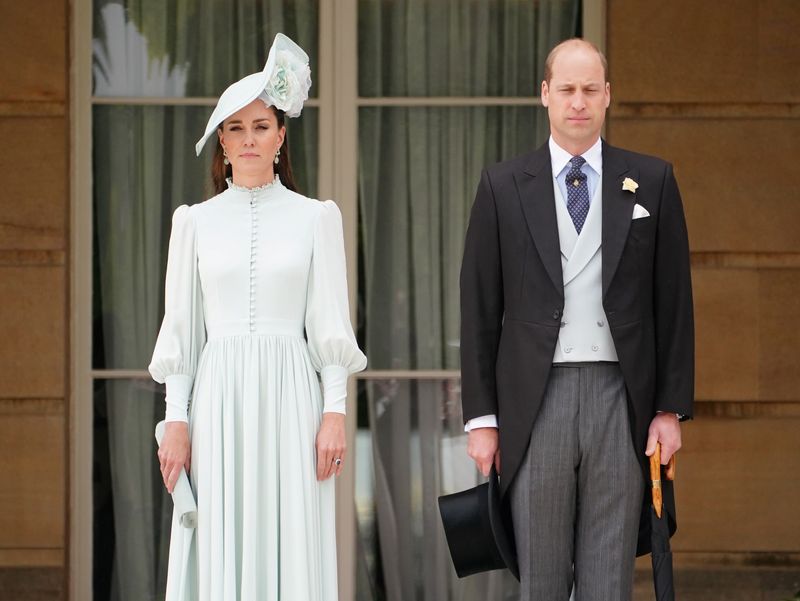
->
xmin=149 ymin=34 xmax=366 ymax=601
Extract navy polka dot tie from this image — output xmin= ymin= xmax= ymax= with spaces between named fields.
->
xmin=566 ymin=156 xmax=589 ymax=234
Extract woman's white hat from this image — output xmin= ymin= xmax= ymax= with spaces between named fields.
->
xmin=195 ymin=33 xmax=311 ymax=156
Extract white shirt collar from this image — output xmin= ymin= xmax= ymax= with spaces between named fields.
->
xmin=549 ymin=136 xmax=603 ymax=177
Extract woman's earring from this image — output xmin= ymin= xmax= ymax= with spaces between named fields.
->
xmin=223 ymin=149 xmax=230 ymax=166
xmin=274 ymin=148 xmax=281 ymax=165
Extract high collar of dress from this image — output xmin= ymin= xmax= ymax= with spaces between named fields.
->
xmin=225 ymin=175 xmax=283 ymax=196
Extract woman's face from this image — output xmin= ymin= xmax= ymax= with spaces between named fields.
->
xmin=217 ymin=100 xmax=285 ymax=180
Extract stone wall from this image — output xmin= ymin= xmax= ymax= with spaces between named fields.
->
xmin=0 ymin=1 xmax=69 ymax=599
xmin=608 ymin=0 xmax=800 ymax=566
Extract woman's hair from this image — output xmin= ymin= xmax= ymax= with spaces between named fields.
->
xmin=211 ymin=106 xmax=299 ymax=195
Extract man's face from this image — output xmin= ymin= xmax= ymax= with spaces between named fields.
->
xmin=541 ymin=43 xmax=610 ymax=153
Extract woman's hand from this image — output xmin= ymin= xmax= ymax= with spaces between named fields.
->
xmin=157 ymin=421 xmax=191 ymax=493
xmin=316 ymin=412 xmax=346 ymax=481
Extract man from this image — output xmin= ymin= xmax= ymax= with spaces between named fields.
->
xmin=460 ymin=38 xmax=693 ymax=600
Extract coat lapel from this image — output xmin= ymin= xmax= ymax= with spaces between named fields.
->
xmin=513 ymin=145 xmax=563 ymax=297
xmin=602 ymin=142 xmax=636 ymax=297
xmin=553 ymin=185 xmax=578 ymax=260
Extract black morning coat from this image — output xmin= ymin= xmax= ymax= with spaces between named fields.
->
xmin=459 ymin=140 xmax=695 ymax=556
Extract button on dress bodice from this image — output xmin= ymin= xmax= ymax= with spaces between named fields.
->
xmin=247 ymin=184 xmax=260 ymax=333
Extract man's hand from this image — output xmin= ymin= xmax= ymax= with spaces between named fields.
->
xmin=645 ymin=412 xmax=681 ymax=464
xmin=467 ymin=427 xmax=500 ymax=477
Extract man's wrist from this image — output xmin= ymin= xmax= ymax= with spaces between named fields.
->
xmin=464 ymin=414 xmax=498 ymax=432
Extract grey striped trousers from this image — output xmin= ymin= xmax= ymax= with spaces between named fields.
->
xmin=509 ymin=363 xmax=644 ymax=601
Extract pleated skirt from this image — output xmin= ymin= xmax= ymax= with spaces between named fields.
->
xmin=164 ymin=334 xmax=338 ymax=601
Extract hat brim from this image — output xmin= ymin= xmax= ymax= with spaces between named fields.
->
xmin=487 ymin=467 xmax=520 ymax=580
xmin=194 ymin=71 xmax=268 ymax=156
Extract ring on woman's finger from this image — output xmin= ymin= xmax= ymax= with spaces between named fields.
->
xmin=334 ymin=457 xmax=342 ymax=466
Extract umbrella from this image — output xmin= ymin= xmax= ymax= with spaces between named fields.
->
xmin=649 ymin=442 xmax=676 ymax=601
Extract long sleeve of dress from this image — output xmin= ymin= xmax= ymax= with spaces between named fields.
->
xmin=148 ymin=205 xmax=206 ymax=423
xmin=305 ymin=201 xmax=367 ymax=414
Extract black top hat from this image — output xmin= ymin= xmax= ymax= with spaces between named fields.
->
xmin=437 ymin=465 xmax=520 ymax=581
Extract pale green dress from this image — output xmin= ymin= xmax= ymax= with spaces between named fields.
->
xmin=149 ymin=177 xmax=367 ymax=601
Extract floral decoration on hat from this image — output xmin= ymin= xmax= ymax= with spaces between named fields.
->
xmin=260 ymin=49 xmax=311 ymax=118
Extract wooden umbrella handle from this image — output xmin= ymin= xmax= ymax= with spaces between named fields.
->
xmin=649 ymin=442 xmax=677 ymax=518
xmin=649 ymin=443 xmax=663 ymax=518
xmin=665 ymin=452 xmax=676 ymax=481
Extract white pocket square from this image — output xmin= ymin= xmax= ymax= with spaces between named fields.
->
xmin=632 ymin=204 xmax=650 ymax=219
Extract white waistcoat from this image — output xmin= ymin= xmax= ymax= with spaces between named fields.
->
xmin=552 ymin=181 xmax=619 ymax=363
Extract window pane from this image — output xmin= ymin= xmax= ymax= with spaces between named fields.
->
xmin=92 ymin=104 xmax=318 ymax=369
xmin=92 ymin=377 xmax=170 ymax=600
xmin=358 ymin=0 xmax=579 ymax=97
xmin=92 ymin=0 xmax=319 ymax=97
xmin=355 ymin=377 xmax=520 ymax=600
xmin=357 ymin=106 xmax=548 ymax=370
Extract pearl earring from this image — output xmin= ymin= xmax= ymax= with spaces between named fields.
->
xmin=274 ymin=148 xmax=281 ymax=165
xmin=223 ymin=149 xmax=230 ymax=166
